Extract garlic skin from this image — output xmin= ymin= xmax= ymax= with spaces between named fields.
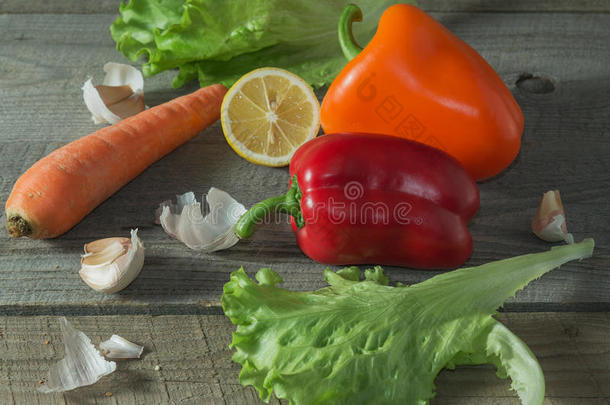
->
xmin=79 ymin=229 xmax=144 ymax=294
xmin=82 ymin=62 xmax=145 ymax=124
xmin=38 ymin=317 xmax=116 ymax=393
xmin=532 ymin=190 xmax=574 ymax=244
xmin=156 ymin=188 xmax=246 ymax=252
xmin=99 ymin=335 xmax=144 ymax=359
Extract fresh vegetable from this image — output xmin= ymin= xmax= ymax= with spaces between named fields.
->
xmin=5 ymin=84 xmax=227 ymax=239
xmin=235 ymin=133 xmax=479 ymax=269
xmin=110 ymin=0 xmax=403 ymax=88
xmin=79 ymin=229 xmax=145 ymax=294
xmin=320 ymin=4 xmax=524 ymax=181
xmin=532 ymin=190 xmax=573 ymax=244
xmin=222 ymin=239 xmax=595 ymax=405
xmin=220 ymin=67 xmax=320 ymax=167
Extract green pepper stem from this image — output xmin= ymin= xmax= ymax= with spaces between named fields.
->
xmin=235 ymin=176 xmax=304 ymax=239
xmin=339 ymin=4 xmax=364 ymax=61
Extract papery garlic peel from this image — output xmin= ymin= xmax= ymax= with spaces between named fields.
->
xmin=532 ymin=190 xmax=574 ymax=244
xmin=99 ymin=335 xmax=144 ymax=359
xmin=79 ymin=229 xmax=144 ymax=293
xmin=82 ymin=62 xmax=145 ymax=124
xmin=38 ymin=317 xmax=116 ymax=393
xmin=156 ymin=189 xmax=246 ymax=252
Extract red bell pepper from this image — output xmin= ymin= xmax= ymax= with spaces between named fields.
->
xmin=235 ymin=133 xmax=479 ymax=269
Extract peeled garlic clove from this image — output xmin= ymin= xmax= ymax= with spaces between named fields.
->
xmin=532 ymin=190 xmax=574 ymax=244
xmin=79 ymin=229 xmax=144 ymax=294
xmin=38 ymin=317 xmax=116 ymax=393
xmin=82 ymin=62 xmax=145 ymax=124
xmin=155 ymin=188 xmax=246 ymax=252
xmin=99 ymin=335 xmax=144 ymax=359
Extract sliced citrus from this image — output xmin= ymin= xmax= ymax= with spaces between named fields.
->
xmin=220 ymin=67 xmax=320 ymax=167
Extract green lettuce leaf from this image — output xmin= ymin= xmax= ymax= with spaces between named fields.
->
xmin=110 ymin=0 xmax=401 ymax=88
xmin=222 ymin=239 xmax=594 ymax=404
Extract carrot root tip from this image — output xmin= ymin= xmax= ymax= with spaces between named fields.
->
xmin=6 ymin=216 xmax=33 ymax=238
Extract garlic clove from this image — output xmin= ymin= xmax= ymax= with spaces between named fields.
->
xmin=532 ymin=190 xmax=574 ymax=244
xmin=38 ymin=317 xmax=116 ymax=393
xmin=82 ymin=238 xmax=129 ymax=266
xmin=155 ymin=188 xmax=246 ymax=252
xmin=99 ymin=335 xmax=144 ymax=359
xmin=79 ymin=229 xmax=144 ymax=294
xmin=82 ymin=62 xmax=145 ymax=124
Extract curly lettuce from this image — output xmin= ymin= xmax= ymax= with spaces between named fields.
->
xmin=222 ymin=239 xmax=594 ymax=404
xmin=110 ymin=0 xmax=401 ymax=88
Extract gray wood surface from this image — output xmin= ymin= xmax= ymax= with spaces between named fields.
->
xmin=1 ymin=2 xmax=609 ymax=404
xmin=1 ymin=11 xmax=608 ymax=312
xmin=1 ymin=313 xmax=608 ymax=404
xmin=1 ymin=0 xmax=609 ymax=14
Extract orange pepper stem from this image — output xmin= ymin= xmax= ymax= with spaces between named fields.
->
xmin=339 ymin=4 xmax=363 ymax=61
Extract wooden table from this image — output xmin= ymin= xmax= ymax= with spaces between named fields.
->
xmin=1 ymin=1 xmax=609 ymax=404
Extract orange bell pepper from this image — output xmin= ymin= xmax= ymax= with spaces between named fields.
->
xmin=320 ymin=4 xmax=524 ymax=181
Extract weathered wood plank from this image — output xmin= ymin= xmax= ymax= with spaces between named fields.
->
xmin=1 ymin=0 xmax=609 ymax=14
xmin=0 ymin=313 xmax=608 ymax=404
xmin=0 ymin=12 xmax=609 ymax=312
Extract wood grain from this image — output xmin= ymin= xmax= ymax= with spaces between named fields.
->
xmin=1 ymin=0 xmax=609 ymax=14
xmin=0 ymin=313 xmax=607 ymax=404
xmin=1 ymin=12 xmax=609 ymax=312
xmin=1 ymin=4 xmax=609 ymax=405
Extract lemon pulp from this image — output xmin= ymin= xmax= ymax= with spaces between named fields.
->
xmin=221 ymin=68 xmax=320 ymax=167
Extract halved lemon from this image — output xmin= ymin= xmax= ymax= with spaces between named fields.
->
xmin=220 ymin=67 xmax=320 ymax=167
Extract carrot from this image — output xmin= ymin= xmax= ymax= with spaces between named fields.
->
xmin=5 ymin=84 xmax=227 ymax=239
